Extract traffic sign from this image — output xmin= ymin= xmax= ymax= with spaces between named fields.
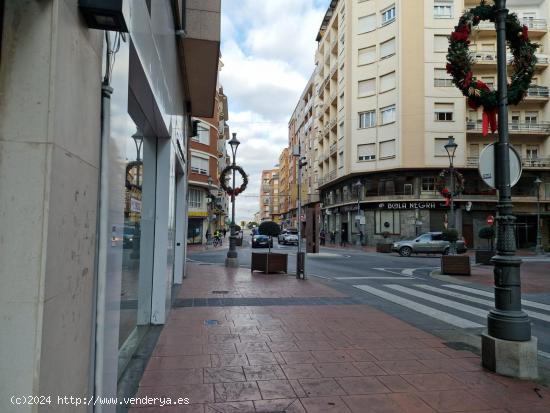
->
xmin=478 ymin=143 xmax=522 ymax=189
xmin=487 ymin=215 xmax=495 ymax=226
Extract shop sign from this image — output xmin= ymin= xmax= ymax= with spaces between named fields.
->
xmin=188 ymin=211 xmax=208 ymax=217
xmin=376 ymin=201 xmax=437 ymax=210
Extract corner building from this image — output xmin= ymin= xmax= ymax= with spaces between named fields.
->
xmin=298 ymin=0 xmax=550 ymax=248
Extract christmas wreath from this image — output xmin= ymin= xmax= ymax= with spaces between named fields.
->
xmin=446 ymin=1 xmax=538 ymax=136
xmin=220 ymin=165 xmax=248 ymax=197
xmin=436 ymin=169 xmax=465 ymax=206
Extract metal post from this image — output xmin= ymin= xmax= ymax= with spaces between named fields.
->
xmin=535 ymin=178 xmax=544 ymax=255
xmin=449 ymin=162 xmax=456 ymax=255
xmin=225 ymin=134 xmax=240 ymax=268
xmin=487 ymin=0 xmax=531 ymax=341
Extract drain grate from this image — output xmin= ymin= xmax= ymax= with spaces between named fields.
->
xmin=204 ymin=319 xmax=220 ymax=326
xmin=212 ymin=290 xmax=230 ymax=294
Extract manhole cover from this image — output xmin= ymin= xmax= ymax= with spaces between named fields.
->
xmin=204 ymin=320 xmax=220 ymax=326
xmin=212 ymin=290 xmax=229 ymax=294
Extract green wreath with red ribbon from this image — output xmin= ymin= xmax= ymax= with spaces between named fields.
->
xmin=446 ymin=1 xmax=538 ymax=136
xmin=220 ymin=165 xmax=248 ymax=197
xmin=436 ymin=169 xmax=465 ymax=206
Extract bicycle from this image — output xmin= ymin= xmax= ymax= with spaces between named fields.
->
xmin=212 ymin=237 xmax=222 ymax=247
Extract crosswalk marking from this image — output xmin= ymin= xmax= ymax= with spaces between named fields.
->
xmin=386 ymin=285 xmax=488 ymax=318
xmin=443 ymin=284 xmax=550 ymax=313
xmin=336 ymin=276 xmax=413 ymax=280
xmin=417 ymin=284 xmax=550 ymax=323
xmin=354 ymin=285 xmax=483 ymax=329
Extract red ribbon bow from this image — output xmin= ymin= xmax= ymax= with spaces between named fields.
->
xmin=482 ymin=108 xmax=498 ymax=136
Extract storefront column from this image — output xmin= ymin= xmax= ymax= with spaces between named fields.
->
xmin=174 ymin=171 xmax=187 ymax=284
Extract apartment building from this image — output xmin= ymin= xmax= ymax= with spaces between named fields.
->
xmin=188 ymin=85 xmax=231 ymax=244
xmin=290 ymin=0 xmax=549 ymax=249
xmin=278 ymin=147 xmax=291 ymax=219
xmin=259 ymin=168 xmax=280 ymax=221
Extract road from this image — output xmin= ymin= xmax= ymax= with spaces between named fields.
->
xmin=189 ymin=236 xmax=550 ymax=369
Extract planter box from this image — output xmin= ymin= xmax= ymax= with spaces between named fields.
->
xmin=251 ymin=252 xmax=288 ymax=274
xmin=235 ymin=237 xmax=243 ymax=247
xmin=441 ymin=255 xmax=471 ymax=276
xmin=376 ymin=243 xmax=393 ymax=253
xmin=475 ymin=250 xmax=495 ymax=265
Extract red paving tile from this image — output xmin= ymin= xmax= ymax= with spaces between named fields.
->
xmin=132 ymin=263 xmax=550 ymax=413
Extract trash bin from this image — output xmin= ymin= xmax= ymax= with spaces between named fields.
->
xmin=296 ymin=252 xmax=305 ymax=279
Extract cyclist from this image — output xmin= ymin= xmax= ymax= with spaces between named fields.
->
xmin=213 ymin=230 xmax=222 ymax=247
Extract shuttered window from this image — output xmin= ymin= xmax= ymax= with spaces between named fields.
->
xmin=358 ymin=14 xmax=376 ymax=33
xmin=379 ymin=139 xmax=396 ymax=159
xmin=380 ymin=38 xmax=396 ymax=58
xmin=358 ymin=78 xmax=376 ymax=97
xmin=380 ymin=71 xmax=396 ymax=92
xmin=358 ymin=143 xmax=376 ymax=161
xmin=358 ymin=46 xmax=376 ymax=65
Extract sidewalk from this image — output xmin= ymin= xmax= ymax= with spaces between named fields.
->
xmin=439 ymin=261 xmax=550 ymax=294
xmin=130 ymin=263 xmax=550 ymax=412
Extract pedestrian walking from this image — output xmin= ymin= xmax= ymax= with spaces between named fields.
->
xmin=320 ymin=229 xmax=326 ymax=246
xmin=223 ymin=228 xmax=227 ymax=238
xmin=341 ymin=228 xmax=347 ymax=247
xmin=330 ymin=231 xmax=336 ymax=244
xmin=359 ymin=230 xmax=364 ymax=245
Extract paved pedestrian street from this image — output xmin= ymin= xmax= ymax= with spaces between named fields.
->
xmin=130 ymin=263 xmax=550 ymax=412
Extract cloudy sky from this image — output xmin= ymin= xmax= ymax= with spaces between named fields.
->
xmin=220 ymin=0 xmax=327 ymax=222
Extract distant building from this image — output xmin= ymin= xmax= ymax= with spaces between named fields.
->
xmin=259 ymin=169 xmax=279 ymax=221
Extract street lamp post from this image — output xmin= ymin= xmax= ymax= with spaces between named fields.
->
xmin=353 ymin=179 xmax=362 ymax=246
xmin=534 ymin=177 xmax=543 ymax=255
xmin=482 ymin=0 xmax=537 ymax=379
xmin=225 ymin=133 xmax=240 ymax=268
xmin=444 ymin=136 xmax=458 ymax=255
xmin=207 ymin=175 xmax=213 ymax=244
xmin=294 ymin=144 xmax=307 ymax=280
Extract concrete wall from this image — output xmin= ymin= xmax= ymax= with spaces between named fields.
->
xmin=0 ymin=1 xmax=103 ymax=411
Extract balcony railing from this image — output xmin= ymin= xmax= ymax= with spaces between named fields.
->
xmin=330 ymin=143 xmax=337 ymax=155
xmin=526 ymin=85 xmax=549 ymax=98
xmin=467 ymin=156 xmax=550 ymax=168
xmin=477 ymin=18 xmax=547 ymax=31
xmin=471 ymin=52 xmax=549 ymax=65
xmin=467 ymin=121 xmax=550 ymax=134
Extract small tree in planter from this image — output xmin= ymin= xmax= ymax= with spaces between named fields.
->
xmin=251 ymin=221 xmax=287 ymax=274
xmin=476 ymin=226 xmax=495 ymax=265
xmin=441 ymin=228 xmax=470 ymax=275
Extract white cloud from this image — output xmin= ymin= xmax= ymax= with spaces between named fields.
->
xmin=220 ymin=0 xmax=326 ymax=221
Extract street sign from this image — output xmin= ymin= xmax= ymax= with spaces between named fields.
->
xmin=478 ymin=143 xmax=522 ymax=189
xmin=487 ymin=215 xmax=495 ymax=226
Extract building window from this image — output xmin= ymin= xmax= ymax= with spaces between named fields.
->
xmin=358 ymin=46 xmax=376 ymax=65
xmin=338 ymin=151 xmax=344 ymax=169
xmin=380 ymin=71 xmax=396 ymax=92
xmin=380 ymin=105 xmax=396 ymax=125
xmin=434 ymin=68 xmax=453 ymax=87
xmin=434 ymin=103 xmax=454 ymax=121
xmin=434 ymin=35 xmax=449 ymax=52
xmin=358 ymin=78 xmax=376 ymax=97
xmin=191 ymin=155 xmax=209 ymax=175
xmin=481 ymin=76 xmax=494 ymax=90
xmin=380 ymin=38 xmax=396 ymax=59
xmin=192 ymin=123 xmax=210 ymax=145
xmin=381 ymin=5 xmax=396 ymax=25
xmin=359 ymin=110 xmax=376 ymax=129
xmin=358 ymin=14 xmax=376 ymax=33
xmin=525 ymin=111 xmax=538 ymax=124
xmin=422 ymin=177 xmax=436 ymax=192
xmin=434 ymin=1 xmax=452 ymax=18
xmin=375 ymin=210 xmax=400 ymax=234
xmin=379 ymin=139 xmax=396 ymax=159
xmin=189 ymin=188 xmax=202 ymax=208
xmin=434 ymin=137 xmax=449 ymax=156
xmin=527 ymin=145 xmax=539 ymax=159
xmin=358 ymin=143 xmax=376 ymax=161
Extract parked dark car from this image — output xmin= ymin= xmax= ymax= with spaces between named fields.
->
xmin=252 ymin=235 xmax=273 ymax=248
xmin=278 ymin=228 xmax=298 ymax=243
xmin=392 ymin=232 xmax=467 ymax=257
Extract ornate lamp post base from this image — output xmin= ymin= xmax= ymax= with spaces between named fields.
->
xmin=482 ymin=334 xmax=538 ymax=379
xmin=225 ymin=235 xmax=239 ymax=268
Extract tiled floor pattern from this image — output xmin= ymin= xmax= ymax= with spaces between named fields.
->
xmin=130 ymin=305 xmax=550 ymax=412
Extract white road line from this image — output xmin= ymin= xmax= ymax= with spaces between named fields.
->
xmin=309 ymin=273 xmax=332 ymax=280
xmin=354 ymin=285 xmax=483 ymax=328
xmin=443 ymin=284 xmax=550 ymax=312
xmin=335 ymin=276 xmax=414 ymax=280
xmin=417 ymin=284 xmax=550 ymax=323
xmin=373 ymin=268 xmax=404 ymax=276
xmin=538 ymin=350 xmax=550 ymax=359
xmin=386 ymin=284 xmax=487 ymax=318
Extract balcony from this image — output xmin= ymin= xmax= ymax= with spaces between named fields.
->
xmin=477 ymin=18 xmax=547 ymax=33
xmin=471 ymin=52 xmax=549 ymax=66
xmin=466 ymin=156 xmax=550 ymax=168
xmin=526 ymin=85 xmax=549 ymax=100
xmin=330 ymin=143 xmax=337 ymax=156
xmin=466 ymin=121 xmax=550 ymax=135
